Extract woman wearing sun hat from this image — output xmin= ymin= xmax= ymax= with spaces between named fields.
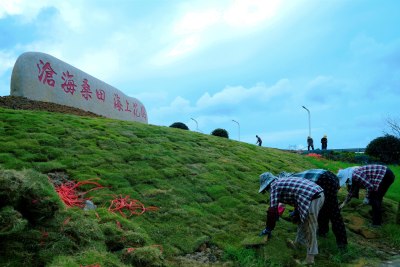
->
xmin=258 ymin=172 xmax=324 ymax=265
xmin=338 ymin=165 xmax=395 ymax=226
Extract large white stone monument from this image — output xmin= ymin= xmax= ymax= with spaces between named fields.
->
xmin=10 ymin=52 xmax=148 ymax=123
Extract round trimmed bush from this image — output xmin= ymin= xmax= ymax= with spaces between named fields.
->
xmin=169 ymin=122 xmax=189 ymax=130
xmin=365 ymin=135 xmax=400 ymax=164
xmin=211 ymin=128 xmax=229 ymax=138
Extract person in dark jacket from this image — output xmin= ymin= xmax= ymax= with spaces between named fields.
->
xmin=321 ymin=135 xmax=328 ymax=150
xmin=279 ymin=169 xmax=347 ymax=249
xmin=258 ymin=173 xmax=324 ymax=265
xmin=256 ymin=135 xmax=262 ymax=146
xmin=307 ymin=136 xmax=314 ymax=150
xmin=338 ymin=164 xmax=395 ymax=226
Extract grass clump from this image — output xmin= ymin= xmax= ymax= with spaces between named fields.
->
xmin=0 ymin=206 xmax=28 ymax=235
xmin=121 ymin=246 xmax=165 ymax=267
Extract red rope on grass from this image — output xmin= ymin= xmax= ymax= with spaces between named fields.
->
xmin=108 ymin=195 xmax=159 ymax=218
xmin=54 ymin=178 xmax=106 ymax=208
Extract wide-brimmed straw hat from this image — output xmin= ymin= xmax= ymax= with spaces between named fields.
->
xmin=258 ymin=172 xmax=277 ymax=193
xmin=337 ymin=167 xmax=358 ymax=187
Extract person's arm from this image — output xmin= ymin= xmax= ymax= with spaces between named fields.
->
xmin=339 ymin=183 xmax=359 ymax=209
xmin=266 ymin=206 xmax=278 ymax=230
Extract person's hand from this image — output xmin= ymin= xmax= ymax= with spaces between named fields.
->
xmin=289 ymin=210 xmax=300 ymax=224
xmin=259 ymin=227 xmax=272 ymax=237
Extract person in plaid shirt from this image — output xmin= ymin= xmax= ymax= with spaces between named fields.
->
xmin=279 ymin=169 xmax=347 ymax=250
xmin=338 ymin=164 xmax=395 ymax=226
xmin=258 ymin=172 xmax=324 ymax=265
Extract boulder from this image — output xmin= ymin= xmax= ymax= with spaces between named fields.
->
xmin=11 ymin=52 xmax=147 ymax=123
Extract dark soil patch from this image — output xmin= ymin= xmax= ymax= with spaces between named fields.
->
xmin=0 ymin=95 xmax=102 ymax=118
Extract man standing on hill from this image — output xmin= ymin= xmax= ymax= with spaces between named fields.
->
xmin=256 ymin=135 xmax=262 ymax=146
xmin=338 ymin=164 xmax=396 ymax=226
xmin=307 ymin=136 xmax=314 ymax=150
xmin=321 ymin=135 xmax=328 ymax=150
xmin=279 ymin=169 xmax=347 ymax=250
xmin=258 ymin=173 xmax=325 ymax=265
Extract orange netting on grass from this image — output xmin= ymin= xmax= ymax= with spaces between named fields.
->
xmin=108 ymin=195 xmax=158 ymax=217
xmin=306 ymin=153 xmax=322 ymax=159
xmin=54 ymin=178 xmax=106 ymax=208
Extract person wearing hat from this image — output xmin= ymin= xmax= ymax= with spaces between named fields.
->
xmin=338 ymin=165 xmax=396 ymax=226
xmin=278 ymin=169 xmax=347 ymax=249
xmin=258 ymin=172 xmax=325 ymax=265
xmin=321 ymin=135 xmax=328 ymax=150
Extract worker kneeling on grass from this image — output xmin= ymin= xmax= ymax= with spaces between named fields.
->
xmin=258 ymin=173 xmax=324 ymax=265
xmin=338 ymin=164 xmax=396 ymax=226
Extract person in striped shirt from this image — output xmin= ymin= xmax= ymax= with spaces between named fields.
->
xmin=258 ymin=173 xmax=325 ymax=265
xmin=338 ymin=164 xmax=395 ymax=226
xmin=279 ymin=169 xmax=347 ymax=250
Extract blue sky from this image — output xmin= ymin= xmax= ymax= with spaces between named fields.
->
xmin=1 ymin=0 xmax=399 ymax=149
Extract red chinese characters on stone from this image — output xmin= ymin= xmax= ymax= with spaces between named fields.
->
xmin=61 ymin=71 xmax=77 ymax=95
xmin=132 ymin=102 xmax=141 ymax=118
xmin=96 ymin=89 xmax=106 ymax=102
xmin=81 ymin=79 xmax=92 ymax=100
xmin=125 ymin=100 xmax=132 ymax=112
xmin=113 ymin=94 xmax=123 ymax=111
xmin=141 ymin=106 xmax=147 ymax=120
xmin=37 ymin=60 xmax=57 ymax=87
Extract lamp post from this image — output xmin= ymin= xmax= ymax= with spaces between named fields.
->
xmin=190 ymin=118 xmax=199 ymax=132
xmin=302 ymin=106 xmax=311 ymax=137
xmin=232 ymin=119 xmax=240 ymax=141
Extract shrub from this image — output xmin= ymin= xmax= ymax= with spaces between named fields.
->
xmin=169 ymin=122 xmax=189 ymax=130
xmin=320 ymin=151 xmax=375 ymax=164
xmin=365 ymin=135 xmax=400 ymax=164
xmin=211 ymin=128 xmax=229 ymax=138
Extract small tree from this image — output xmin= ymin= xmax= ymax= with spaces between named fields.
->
xmin=385 ymin=117 xmax=400 ymax=138
xmin=211 ymin=128 xmax=229 ymax=138
xmin=169 ymin=122 xmax=189 ymax=130
xmin=365 ymin=134 xmax=400 ymax=164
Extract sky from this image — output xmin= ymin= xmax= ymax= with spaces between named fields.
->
xmin=1 ymin=0 xmax=399 ymax=150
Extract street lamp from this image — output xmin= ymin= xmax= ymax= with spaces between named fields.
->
xmin=232 ymin=119 xmax=240 ymax=141
xmin=302 ymin=106 xmax=311 ymax=137
xmin=190 ymin=118 xmax=199 ymax=132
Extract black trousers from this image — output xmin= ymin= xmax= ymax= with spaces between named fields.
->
xmin=316 ymin=172 xmax=347 ymax=247
xmin=369 ymin=168 xmax=395 ymax=225
xmin=317 ymin=190 xmax=348 ymax=246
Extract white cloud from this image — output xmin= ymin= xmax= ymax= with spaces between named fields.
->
xmin=307 ymin=75 xmax=333 ymax=89
xmin=0 ymin=51 xmax=15 ymax=75
xmin=223 ymin=0 xmax=281 ymax=28
xmin=174 ymin=9 xmax=220 ymax=35
xmin=155 ymin=0 xmax=284 ymax=65
xmin=196 ymin=79 xmax=290 ymax=108
xmin=0 ymin=0 xmax=56 ymax=21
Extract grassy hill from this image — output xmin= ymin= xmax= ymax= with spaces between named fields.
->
xmin=0 ymin=106 xmax=399 ymax=267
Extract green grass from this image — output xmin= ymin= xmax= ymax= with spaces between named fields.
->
xmin=0 ymin=106 xmax=399 ymax=267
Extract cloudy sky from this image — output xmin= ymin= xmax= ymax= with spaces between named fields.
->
xmin=1 ymin=0 xmax=399 ymax=149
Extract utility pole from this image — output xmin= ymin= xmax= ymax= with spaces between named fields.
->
xmin=232 ymin=119 xmax=240 ymax=141
xmin=302 ymin=106 xmax=311 ymax=137
xmin=191 ymin=118 xmax=199 ymax=132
